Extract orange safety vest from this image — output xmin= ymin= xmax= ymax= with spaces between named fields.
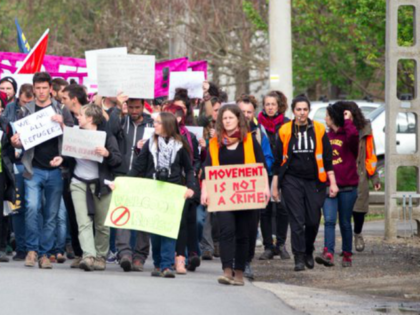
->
xmin=278 ymin=121 xmax=327 ymax=182
xmin=209 ymin=132 xmax=256 ymax=166
xmin=365 ymin=135 xmax=377 ymax=176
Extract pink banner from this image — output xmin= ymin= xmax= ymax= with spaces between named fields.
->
xmin=188 ymin=60 xmax=208 ymax=79
xmin=155 ymin=57 xmax=189 ymax=98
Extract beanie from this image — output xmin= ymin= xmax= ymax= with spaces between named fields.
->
xmin=0 ymin=76 xmax=18 ymax=95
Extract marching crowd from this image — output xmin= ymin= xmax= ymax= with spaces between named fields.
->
xmin=0 ymin=72 xmax=380 ymax=285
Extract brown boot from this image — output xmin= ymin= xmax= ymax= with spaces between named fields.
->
xmin=39 ymin=255 xmax=53 ymax=269
xmin=93 ymin=257 xmax=106 ymax=271
xmin=25 ymin=251 xmax=38 ymax=267
xmin=132 ymin=259 xmax=144 ymax=272
xmin=57 ymin=253 xmax=66 ymax=264
xmin=79 ymin=257 xmax=95 ymax=271
xmin=70 ymin=256 xmax=82 ymax=269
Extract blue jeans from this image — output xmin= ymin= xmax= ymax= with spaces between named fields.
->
xmin=11 ymin=164 xmax=26 ymax=254
xmin=52 ymin=198 xmax=68 ymax=255
xmin=24 ymin=168 xmax=63 ymax=256
xmin=323 ymin=188 xmax=358 ymax=254
xmin=196 ymin=204 xmax=206 ymax=256
xmin=150 ymin=234 xmax=176 ymax=270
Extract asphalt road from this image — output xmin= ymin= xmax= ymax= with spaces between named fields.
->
xmin=0 ymin=257 xmax=301 ymax=315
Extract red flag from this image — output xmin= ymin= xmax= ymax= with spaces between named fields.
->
xmin=15 ymin=29 xmax=49 ymax=74
xmin=144 ymin=100 xmax=153 ymax=114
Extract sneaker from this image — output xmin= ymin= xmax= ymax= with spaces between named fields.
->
xmin=106 ymin=251 xmax=118 ymax=264
xmin=315 ymin=247 xmax=335 ymax=267
xmin=94 ymin=257 xmax=106 ymax=271
xmin=276 ymin=244 xmax=291 ymax=260
xmin=213 ymin=242 xmax=220 ymax=258
xmin=79 ymin=257 xmax=95 ymax=271
xmin=294 ymin=255 xmax=305 ymax=272
xmin=162 ymin=268 xmax=176 ymax=278
xmin=151 ymin=267 xmax=162 ymax=277
xmin=132 ymin=259 xmax=144 ymax=272
xmin=187 ymin=255 xmax=201 ymax=272
xmin=49 ymin=255 xmax=57 ymax=263
xmin=120 ymin=255 xmax=132 ymax=272
xmin=13 ymin=251 xmax=26 ymax=261
xmin=259 ymin=248 xmax=274 ymax=260
xmin=202 ymin=250 xmax=213 ymax=260
xmin=70 ymin=256 xmax=82 ymax=269
xmin=342 ymin=252 xmax=352 ymax=267
xmin=0 ymin=251 xmax=10 ymax=262
xmin=65 ymin=244 xmax=75 ymax=259
xmin=57 ymin=253 xmax=66 ymax=264
xmin=25 ymin=251 xmax=38 ymax=267
xmin=175 ymin=256 xmax=187 ymax=274
xmin=354 ymin=233 xmax=365 ymax=252
xmin=244 ymin=262 xmax=254 ymax=280
xmin=39 ymin=255 xmax=53 ymax=269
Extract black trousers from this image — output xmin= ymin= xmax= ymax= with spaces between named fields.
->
xmin=62 ymin=176 xmax=83 ymax=257
xmin=260 ymin=201 xmax=289 ymax=250
xmin=247 ymin=210 xmax=260 ymax=263
xmin=176 ymin=199 xmax=198 ymax=256
xmin=0 ymin=173 xmax=7 ymax=252
xmin=353 ymin=212 xmax=366 ymax=234
xmin=281 ymin=175 xmax=325 ymax=256
xmin=217 ymin=210 xmax=257 ymax=271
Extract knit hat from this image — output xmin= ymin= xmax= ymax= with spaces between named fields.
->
xmin=0 ymin=91 xmax=8 ymax=107
xmin=0 ymin=76 xmax=18 ymax=95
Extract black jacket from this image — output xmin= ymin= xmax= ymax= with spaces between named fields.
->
xmin=0 ymin=117 xmax=16 ymax=203
xmin=63 ymin=129 xmax=122 ymax=197
xmin=128 ymin=137 xmax=196 ymax=190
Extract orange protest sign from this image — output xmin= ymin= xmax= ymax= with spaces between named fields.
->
xmin=205 ymin=163 xmax=267 ymax=212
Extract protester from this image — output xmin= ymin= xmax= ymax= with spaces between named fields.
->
xmin=272 ymin=95 xmax=338 ymax=272
xmin=339 ymin=102 xmax=381 ymax=252
xmin=2 ymin=84 xmax=34 ymax=122
xmin=257 ymin=91 xmax=291 ymax=261
xmin=51 ymin=104 xmax=122 ymax=271
xmin=109 ymin=96 xmax=154 ymax=272
xmin=0 ymin=77 xmax=18 ymax=104
xmin=0 ymin=105 xmax=16 ymax=263
xmin=128 ymin=112 xmax=195 ymax=278
xmin=237 ymin=94 xmax=274 ymax=279
xmin=10 ymin=72 xmax=74 ymax=269
xmin=315 ymin=103 xmax=360 ymax=267
xmin=201 ymin=104 xmax=270 ymax=286
xmin=51 ymin=78 xmax=69 ymax=103
xmin=173 ymin=89 xmax=196 ymax=126
xmin=164 ymin=104 xmax=201 ymax=274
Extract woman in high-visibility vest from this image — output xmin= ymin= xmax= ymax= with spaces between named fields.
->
xmin=257 ymin=91 xmax=291 ymax=262
xmin=201 ymin=104 xmax=270 ymax=286
xmin=339 ymin=102 xmax=381 ymax=252
xmin=272 ymin=95 xmax=339 ymax=272
xmin=315 ymin=103 xmax=360 ymax=268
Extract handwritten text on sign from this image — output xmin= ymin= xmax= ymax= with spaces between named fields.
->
xmin=13 ymin=106 xmax=62 ymax=150
xmin=105 ymin=177 xmax=186 ymax=239
xmin=205 ymin=163 xmax=266 ymax=212
xmin=62 ymin=127 xmax=107 ymax=163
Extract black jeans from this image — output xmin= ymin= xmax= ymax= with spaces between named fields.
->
xmin=260 ymin=201 xmax=289 ymax=250
xmin=0 ymin=173 xmax=7 ymax=252
xmin=247 ymin=210 xmax=260 ymax=263
xmin=281 ymin=175 xmax=325 ymax=256
xmin=176 ymin=199 xmax=198 ymax=256
xmin=62 ymin=176 xmax=83 ymax=257
xmin=353 ymin=212 xmax=366 ymax=234
xmin=217 ymin=210 xmax=257 ymax=271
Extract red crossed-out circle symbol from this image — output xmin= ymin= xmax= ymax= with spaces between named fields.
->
xmin=111 ymin=206 xmax=131 ymax=227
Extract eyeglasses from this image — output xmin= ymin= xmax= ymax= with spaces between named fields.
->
xmin=153 ymin=120 xmax=162 ymax=125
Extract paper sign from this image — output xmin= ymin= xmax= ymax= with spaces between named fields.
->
xmin=205 ymin=163 xmax=267 ymax=212
xmin=62 ymin=126 xmax=107 ymax=162
xmin=85 ymin=47 xmax=127 ymax=81
xmin=142 ymin=127 xmax=154 ymax=140
xmin=104 ymin=177 xmax=187 ymax=239
xmin=168 ymin=71 xmax=205 ymax=100
xmin=97 ymin=54 xmax=155 ymax=99
xmin=186 ymin=126 xmax=203 ymax=140
xmin=14 ymin=106 xmax=62 ymax=150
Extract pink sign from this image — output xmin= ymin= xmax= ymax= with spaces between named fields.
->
xmin=154 ymin=57 xmax=188 ymax=98
xmin=188 ymin=60 xmax=208 ymax=79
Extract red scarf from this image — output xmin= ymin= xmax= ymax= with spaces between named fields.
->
xmin=222 ymin=128 xmax=241 ymax=146
xmin=258 ymin=111 xmax=284 ymax=134
xmin=179 ymin=125 xmax=194 ymax=161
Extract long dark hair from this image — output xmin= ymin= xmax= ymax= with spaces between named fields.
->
xmin=215 ymin=104 xmax=249 ymax=146
xmin=335 ymin=101 xmax=367 ymax=131
xmin=153 ymin=112 xmax=191 ymax=154
xmin=326 ymin=104 xmax=345 ymax=128
xmin=174 ymin=88 xmax=195 ymax=126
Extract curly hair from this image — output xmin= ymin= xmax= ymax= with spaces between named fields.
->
xmin=326 ymin=103 xmax=345 ymax=128
xmin=263 ymin=91 xmax=288 ymax=114
xmin=215 ymin=105 xmax=249 ymax=146
xmin=236 ymin=94 xmax=259 ymax=109
xmin=335 ymin=101 xmax=367 ymax=131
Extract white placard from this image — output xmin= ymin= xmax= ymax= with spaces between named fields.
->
xmin=85 ymin=47 xmax=127 ymax=81
xmin=97 ymin=54 xmax=155 ymax=99
xmin=62 ymin=127 xmax=107 ymax=162
xmin=14 ymin=107 xmax=63 ymax=150
xmin=186 ymin=126 xmax=204 ymax=140
xmin=168 ymin=71 xmax=205 ymax=100
xmin=142 ymin=127 xmax=155 ymax=140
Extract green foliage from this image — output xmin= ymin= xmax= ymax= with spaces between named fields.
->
xmin=242 ymin=1 xmax=268 ymax=32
